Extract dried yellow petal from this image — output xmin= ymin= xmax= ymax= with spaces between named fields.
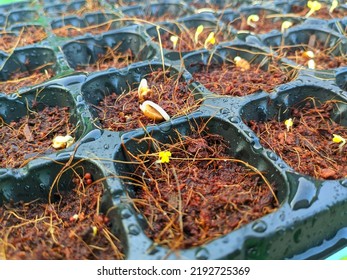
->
xmin=156 ymin=150 xmax=172 ymax=163
xmin=332 ymin=134 xmax=346 ymax=152
xmin=332 ymin=134 xmax=345 ymax=144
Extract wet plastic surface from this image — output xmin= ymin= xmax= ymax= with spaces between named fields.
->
xmin=0 ymin=0 xmax=347 ymax=260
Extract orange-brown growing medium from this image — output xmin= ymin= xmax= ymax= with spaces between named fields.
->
xmin=96 ymin=70 xmax=199 ymax=131
xmin=0 ymin=26 xmax=47 ymax=52
xmin=248 ymin=100 xmax=347 ymax=180
xmin=0 ymin=105 xmax=75 ymax=168
xmin=127 ymin=129 xmax=278 ymax=249
xmin=192 ymin=62 xmax=291 ymax=96
xmin=0 ymin=176 xmax=123 ymax=260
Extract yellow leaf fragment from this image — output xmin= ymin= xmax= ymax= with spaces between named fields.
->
xmin=332 ymin=134 xmax=345 ymax=144
xmin=332 ymin=134 xmax=346 ymax=152
xmin=156 ymin=150 xmax=172 ymax=164
xmin=285 ymin=118 xmax=293 ymax=132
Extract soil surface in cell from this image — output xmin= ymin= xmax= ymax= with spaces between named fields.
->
xmin=127 ymin=128 xmax=279 ymax=249
xmin=0 ymin=175 xmax=123 ymax=260
xmin=291 ymin=5 xmax=346 ymax=19
xmin=0 ymin=69 xmax=55 ymax=94
xmin=248 ymin=100 xmax=347 ymax=180
xmin=191 ymin=61 xmax=291 ymax=96
xmin=96 ymin=69 xmax=199 ymax=131
xmin=230 ymin=12 xmax=300 ymax=34
xmin=53 ymin=19 xmax=119 ymax=37
xmin=154 ymin=26 xmax=230 ymax=52
xmin=0 ymin=105 xmax=75 ymax=168
xmin=75 ymin=48 xmax=135 ymax=72
xmin=0 ymin=26 xmax=47 ymax=52
xmin=278 ymin=40 xmax=347 ymax=70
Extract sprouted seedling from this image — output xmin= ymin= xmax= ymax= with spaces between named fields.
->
xmin=246 ymin=14 xmax=259 ymax=28
xmin=155 ymin=150 xmax=172 ymax=164
xmin=138 ymin=78 xmax=152 ymax=102
xmin=305 ymin=1 xmax=322 ymax=18
xmin=92 ymin=226 xmax=98 ymax=237
xmin=284 ymin=118 xmax=293 ymax=132
xmin=302 ymin=50 xmax=315 ymax=59
xmin=301 ymin=51 xmax=315 ymax=69
xmin=234 ymin=56 xmax=250 ymax=71
xmin=281 ymin=21 xmax=293 ymax=33
xmin=194 ymin=25 xmax=204 ymax=45
xmin=139 ymin=100 xmax=171 ymax=121
xmin=332 ymin=134 xmax=346 ymax=152
xmin=170 ymin=35 xmax=179 ymax=50
xmin=52 ymin=135 xmax=74 ymax=149
xmin=204 ymin=32 xmax=216 ymax=49
xmin=308 ymin=59 xmax=316 ymax=69
xmin=329 ymin=0 xmax=338 ymax=13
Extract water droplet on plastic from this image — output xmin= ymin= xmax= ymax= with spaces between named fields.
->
xmin=279 ymin=212 xmax=285 ymax=221
xmin=128 ymin=224 xmax=140 ymax=235
xmin=290 ymin=177 xmax=318 ymax=210
xmin=220 ymin=108 xmax=230 ymax=115
xmin=267 ymin=151 xmax=278 ymax=161
xmin=39 ymin=183 xmax=46 ymax=191
xmin=246 ymin=246 xmax=259 ymax=259
xmin=195 ymin=248 xmax=209 ymax=260
xmin=246 ymin=131 xmax=254 ymax=139
xmin=252 ymin=141 xmax=263 ymax=151
xmin=278 ymin=163 xmax=286 ymax=169
xmin=252 ymin=221 xmax=267 ymax=233
xmin=24 ymin=185 xmax=30 ymax=191
xmin=229 ymin=116 xmax=240 ymax=124
xmin=158 ymin=121 xmax=172 ymax=133
xmin=121 ymin=208 xmax=132 ymax=219
xmin=341 ymin=179 xmax=347 ymax=188
xmin=293 ymin=228 xmax=302 ymax=243
xmin=104 ymin=144 xmax=109 ymax=149
xmin=76 ymin=95 xmax=83 ymax=102
xmin=80 ymin=129 xmax=102 ymax=144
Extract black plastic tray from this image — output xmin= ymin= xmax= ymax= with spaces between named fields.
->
xmin=0 ymin=0 xmax=347 ymax=260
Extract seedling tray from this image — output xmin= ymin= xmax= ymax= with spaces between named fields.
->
xmin=0 ymin=0 xmax=347 ymax=260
